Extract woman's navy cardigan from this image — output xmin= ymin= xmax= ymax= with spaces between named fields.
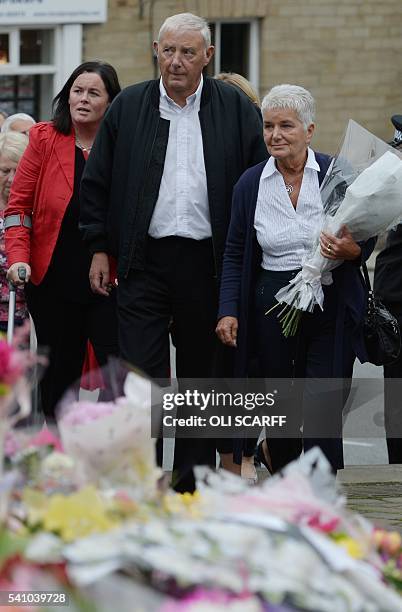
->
xmin=217 ymin=154 xmax=374 ymax=377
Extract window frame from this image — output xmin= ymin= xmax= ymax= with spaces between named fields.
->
xmin=0 ymin=24 xmax=83 ymax=120
xmin=0 ymin=25 xmax=57 ymax=74
xmin=210 ymin=18 xmax=260 ymax=92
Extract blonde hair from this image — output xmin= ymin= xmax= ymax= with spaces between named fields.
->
xmin=0 ymin=131 xmax=29 ymax=163
xmin=215 ymin=73 xmax=260 ymax=107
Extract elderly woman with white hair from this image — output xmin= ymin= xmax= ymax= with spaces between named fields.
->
xmin=1 ymin=113 xmax=36 ymax=135
xmin=216 ymin=84 xmax=374 ymax=475
xmin=0 ymin=131 xmax=29 ymax=330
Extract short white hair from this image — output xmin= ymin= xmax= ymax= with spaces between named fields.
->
xmin=0 ymin=131 xmax=29 ymax=162
xmin=158 ymin=13 xmax=211 ymax=48
xmin=261 ymin=84 xmax=315 ymax=129
xmin=1 ymin=113 xmax=36 ymax=133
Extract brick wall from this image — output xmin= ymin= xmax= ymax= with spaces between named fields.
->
xmin=260 ymin=0 xmax=402 ymax=153
xmin=83 ymin=0 xmax=154 ymax=86
xmin=84 ymin=0 xmax=402 ymax=153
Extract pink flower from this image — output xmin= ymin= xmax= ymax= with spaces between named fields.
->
xmin=60 ymin=401 xmax=118 ymax=426
xmin=28 ymin=426 xmax=63 ymax=452
xmin=0 ymin=340 xmax=23 ymax=387
xmin=307 ymin=514 xmax=340 ymax=533
xmin=4 ymin=429 xmax=23 ymax=457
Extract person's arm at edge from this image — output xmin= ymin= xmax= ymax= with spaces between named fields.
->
xmin=216 ymin=179 xmax=247 ymax=347
xmin=5 ymin=123 xmax=45 ymax=283
xmin=79 ymin=97 xmax=120 ymax=295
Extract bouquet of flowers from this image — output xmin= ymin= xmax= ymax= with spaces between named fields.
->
xmin=0 ymin=531 xmax=96 ymax=612
xmin=269 ymin=120 xmax=402 ymax=336
xmin=0 ymin=323 xmax=45 ymax=469
xmin=57 ymin=367 xmax=161 ymax=499
xmin=0 ymin=324 xmax=47 ymax=522
xmin=0 ymin=325 xmax=32 ymax=420
xmin=58 ymin=450 xmax=402 ymax=611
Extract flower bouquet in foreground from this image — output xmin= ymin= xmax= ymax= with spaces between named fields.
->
xmin=0 ymin=530 xmax=96 ymax=612
xmin=0 ymin=323 xmax=46 ymax=520
xmin=36 ymin=449 xmax=400 ymax=611
xmin=268 ymin=120 xmax=402 ymax=336
xmin=1 ymin=354 xmax=402 ymax=610
xmin=2 ymin=429 xmax=402 ymax=611
xmin=57 ymin=366 xmax=162 ymax=500
xmin=0 ymin=322 xmax=39 ymax=424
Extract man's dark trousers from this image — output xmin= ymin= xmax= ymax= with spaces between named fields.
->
xmin=117 ymin=236 xmax=218 ymax=492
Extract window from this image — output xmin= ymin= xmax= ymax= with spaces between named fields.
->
xmin=0 ymin=33 xmax=9 ymax=64
xmin=20 ymin=29 xmax=53 ymax=65
xmin=205 ymin=20 xmax=259 ymax=91
xmin=0 ymin=74 xmax=40 ymax=117
xmin=0 ymin=27 xmax=56 ymax=119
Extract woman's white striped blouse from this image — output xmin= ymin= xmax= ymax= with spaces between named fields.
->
xmin=254 ymin=148 xmax=324 ymax=271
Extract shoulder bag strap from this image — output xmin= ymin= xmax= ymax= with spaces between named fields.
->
xmin=361 ymin=261 xmax=372 ymax=291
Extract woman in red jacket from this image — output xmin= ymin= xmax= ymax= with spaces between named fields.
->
xmin=5 ymin=61 xmax=121 ymax=421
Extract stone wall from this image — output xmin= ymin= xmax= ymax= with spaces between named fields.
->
xmin=83 ymin=0 xmax=154 ymax=86
xmin=83 ymin=0 xmax=402 ymax=153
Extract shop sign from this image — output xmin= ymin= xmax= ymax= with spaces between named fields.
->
xmin=0 ymin=0 xmax=107 ymax=24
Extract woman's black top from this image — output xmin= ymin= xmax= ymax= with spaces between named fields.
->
xmin=41 ymin=147 xmax=93 ymax=303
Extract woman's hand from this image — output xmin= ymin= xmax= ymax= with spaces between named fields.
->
xmin=7 ymin=262 xmax=31 ymax=285
xmin=89 ymin=252 xmax=111 ymax=296
xmin=320 ymin=225 xmax=361 ymax=261
xmin=216 ymin=316 xmax=238 ymax=347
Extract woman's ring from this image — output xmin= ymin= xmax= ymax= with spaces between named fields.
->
xmin=327 ymin=243 xmax=332 ymax=252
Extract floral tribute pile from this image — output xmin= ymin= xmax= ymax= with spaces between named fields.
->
xmin=0 ymin=369 xmax=402 ymax=611
xmin=0 ymin=323 xmax=39 ymax=423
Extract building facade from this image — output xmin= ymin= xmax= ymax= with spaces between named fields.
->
xmin=0 ymin=1 xmax=107 ymax=120
xmin=84 ymin=0 xmax=402 ymax=153
xmin=1 ymin=0 xmax=401 ymax=153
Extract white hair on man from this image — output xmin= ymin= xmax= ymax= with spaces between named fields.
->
xmin=1 ymin=113 xmax=36 ymax=133
xmin=158 ymin=12 xmax=211 ymax=48
xmin=261 ymin=84 xmax=315 ymax=130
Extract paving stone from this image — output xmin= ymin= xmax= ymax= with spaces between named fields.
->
xmin=337 ymin=465 xmax=402 ymax=532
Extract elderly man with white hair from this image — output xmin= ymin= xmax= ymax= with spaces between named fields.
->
xmin=80 ymin=12 xmax=267 ymax=492
xmin=1 ymin=113 xmax=36 ymax=135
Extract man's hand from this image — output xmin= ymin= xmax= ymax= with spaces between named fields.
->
xmin=216 ymin=316 xmax=238 ymax=347
xmin=7 ymin=262 xmax=31 ymax=285
xmin=89 ymin=252 xmax=111 ymax=296
xmin=320 ymin=225 xmax=361 ymax=261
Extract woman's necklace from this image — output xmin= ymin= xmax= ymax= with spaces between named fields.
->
xmin=282 ymin=170 xmax=304 ymax=195
xmin=278 ymin=157 xmax=307 ymax=199
xmin=75 ymin=136 xmax=93 ymax=153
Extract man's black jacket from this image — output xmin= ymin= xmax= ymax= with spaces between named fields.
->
xmin=374 ymin=225 xmax=402 ymax=307
xmin=79 ymin=77 xmax=267 ymax=280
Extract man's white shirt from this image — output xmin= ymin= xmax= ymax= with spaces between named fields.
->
xmin=148 ymin=77 xmax=211 ymax=239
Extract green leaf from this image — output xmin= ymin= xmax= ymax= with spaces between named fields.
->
xmin=0 ymin=529 xmax=27 ymax=566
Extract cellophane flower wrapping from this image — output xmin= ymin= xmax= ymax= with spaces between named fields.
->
xmin=57 ymin=361 xmax=162 ymax=500
xmin=59 ymin=450 xmax=402 ymax=611
xmin=273 ymin=120 xmax=402 ymax=330
xmin=0 ymin=322 xmax=44 ymax=424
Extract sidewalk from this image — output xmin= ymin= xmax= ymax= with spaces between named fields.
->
xmin=337 ymin=465 xmax=402 ymax=532
xmin=256 ymin=464 xmax=402 ymax=532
